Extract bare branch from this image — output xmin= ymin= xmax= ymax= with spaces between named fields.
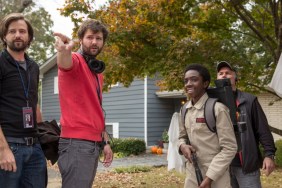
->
xmin=230 ymin=0 xmax=277 ymax=62
xmin=247 ymin=82 xmax=282 ymax=99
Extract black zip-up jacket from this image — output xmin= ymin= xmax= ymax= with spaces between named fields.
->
xmin=233 ymin=90 xmax=276 ymax=173
xmin=0 ymin=49 xmax=39 ymax=137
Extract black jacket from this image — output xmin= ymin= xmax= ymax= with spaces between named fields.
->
xmin=0 ymin=49 xmax=39 ymax=137
xmin=235 ymin=90 xmax=276 ymax=173
xmin=38 ymin=120 xmax=61 ymax=165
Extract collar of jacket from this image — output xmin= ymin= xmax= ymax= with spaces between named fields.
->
xmin=236 ymin=89 xmax=246 ymax=106
xmin=2 ymin=49 xmax=34 ymax=68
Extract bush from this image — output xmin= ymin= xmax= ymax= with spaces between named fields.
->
xmin=111 ymin=138 xmax=146 ymax=156
xmin=162 ymin=129 xmax=169 ymax=143
xmin=275 ymin=139 xmax=282 ymax=167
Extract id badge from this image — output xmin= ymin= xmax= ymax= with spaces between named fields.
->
xmin=22 ymin=107 xmax=34 ymax=128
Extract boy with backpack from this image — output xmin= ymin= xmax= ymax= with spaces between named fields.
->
xmin=178 ymin=64 xmax=237 ymax=188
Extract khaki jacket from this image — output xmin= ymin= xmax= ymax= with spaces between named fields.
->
xmin=178 ymin=93 xmax=237 ymax=188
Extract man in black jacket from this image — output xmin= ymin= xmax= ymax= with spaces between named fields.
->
xmin=216 ymin=61 xmax=276 ymax=188
xmin=0 ymin=13 xmax=46 ymax=187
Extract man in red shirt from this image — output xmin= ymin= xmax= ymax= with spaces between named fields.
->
xmin=54 ymin=19 xmax=113 ymax=188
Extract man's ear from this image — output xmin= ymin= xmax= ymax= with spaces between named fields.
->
xmin=204 ymin=81 xmax=210 ymax=89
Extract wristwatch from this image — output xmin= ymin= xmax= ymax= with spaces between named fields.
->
xmin=266 ymin=155 xmax=276 ymax=161
xmin=100 ymin=140 xmax=110 ymax=149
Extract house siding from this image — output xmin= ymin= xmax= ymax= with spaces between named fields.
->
xmin=147 ymin=79 xmax=175 ymax=146
xmin=103 ymin=77 xmax=177 ymax=146
xmin=257 ymin=93 xmax=282 ymax=141
xmin=103 ymin=79 xmax=145 ymax=141
xmin=41 ymin=66 xmax=61 ymax=121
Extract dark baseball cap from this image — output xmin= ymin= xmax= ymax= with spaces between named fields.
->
xmin=216 ymin=61 xmax=236 ymax=72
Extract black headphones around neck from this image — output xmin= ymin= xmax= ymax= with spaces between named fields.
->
xmin=78 ymin=49 xmax=105 ymax=74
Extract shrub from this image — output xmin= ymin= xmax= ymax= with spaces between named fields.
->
xmin=162 ymin=129 xmax=169 ymax=143
xmin=111 ymin=138 xmax=146 ymax=156
xmin=275 ymin=139 xmax=282 ymax=167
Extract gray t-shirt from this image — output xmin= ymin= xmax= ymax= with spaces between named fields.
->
xmin=17 ymin=60 xmax=27 ymax=70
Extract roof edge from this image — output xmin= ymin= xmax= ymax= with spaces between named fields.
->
xmin=39 ymin=53 xmax=57 ymax=77
xmin=155 ymin=90 xmax=186 ymax=98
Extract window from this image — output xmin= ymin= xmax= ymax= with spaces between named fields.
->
xmin=105 ymin=123 xmax=119 ymax=138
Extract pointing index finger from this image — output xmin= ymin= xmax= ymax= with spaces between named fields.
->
xmin=53 ymin=32 xmax=70 ymax=43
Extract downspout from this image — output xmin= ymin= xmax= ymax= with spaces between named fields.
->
xmin=144 ymin=76 xmax=148 ymax=146
xmin=39 ymin=75 xmax=43 ymax=111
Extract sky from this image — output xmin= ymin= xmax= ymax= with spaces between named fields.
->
xmin=36 ymin=0 xmax=107 ymax=37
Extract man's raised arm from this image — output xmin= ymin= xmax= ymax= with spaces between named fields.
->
xmin=53 ymin=32 xmax=74 ymax=69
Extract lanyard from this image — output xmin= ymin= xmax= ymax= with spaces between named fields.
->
xmin=15 ymin=62 xmax=30 ymax=106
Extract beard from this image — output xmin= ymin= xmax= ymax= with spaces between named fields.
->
xmin=81 ymin=45 xmax=102 ymax=57
xmin=6 ymin=40 xmax=29 ymax=52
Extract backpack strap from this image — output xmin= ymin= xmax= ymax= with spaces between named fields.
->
xmin=181 ymin=102 xmax=189 ymax=126
xmin=204 ymin=98 xmax=218 ymax=133
xmin=181 ymin=98 xmax=218 ymax=133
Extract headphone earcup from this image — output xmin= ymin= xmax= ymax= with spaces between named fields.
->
xmin=81 ymin=52 xmax=105 ymax=73
xmin=88 ymin=59 xmax=105 ymax=73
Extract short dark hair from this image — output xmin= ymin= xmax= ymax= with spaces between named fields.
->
xmin=77 ymin=19 xmax=108 ymax=42
xmin=0 ymin=13 xmax=34 ymax=48
xmin=184 ymin=63 xmax=211 ymax=83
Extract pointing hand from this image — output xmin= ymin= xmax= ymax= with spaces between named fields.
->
xmin=53 ymin=32 xmax=74 ymax=52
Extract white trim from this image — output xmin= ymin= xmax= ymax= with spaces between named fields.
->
xmin=155 ymin=90 xmax=186 ymax=98
xmin=54 ymin=76 xmax=58 ymax=94
xmin=39 ymin=54 xmax=57 ymax=78
xmin=144 ymin=76 xmax=148 ymax=146
xmin=39 ymin=78 xmax=42 ymax=111
xmin=105 ymin=122 xmax=119 ymax=138
xmin=110 ymin=82 xmax=119 ymax=88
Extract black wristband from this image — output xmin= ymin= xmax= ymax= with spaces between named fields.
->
xmin=266 ymin=155 xmax=275 ymax=161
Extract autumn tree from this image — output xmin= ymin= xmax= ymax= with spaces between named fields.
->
xmin=59 ymin=0 xmax=281 ymax=97
xmin=190 ymin=0 xmax=281 ymax=95
xmin=0 ymin=0 xmax=54 ymax=64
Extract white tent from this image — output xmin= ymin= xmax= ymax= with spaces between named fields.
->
xmin=268 ymin=53 xmax=282 ymax=97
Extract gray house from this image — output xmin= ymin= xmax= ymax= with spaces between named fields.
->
xmin=39 ymin=54 xmax=185 ymax=146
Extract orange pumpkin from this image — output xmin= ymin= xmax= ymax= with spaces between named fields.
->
xmin=151 ymin=146 xmax=158 ymax=154
xmin=157 ymin=148 xmax=162 ymax=155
